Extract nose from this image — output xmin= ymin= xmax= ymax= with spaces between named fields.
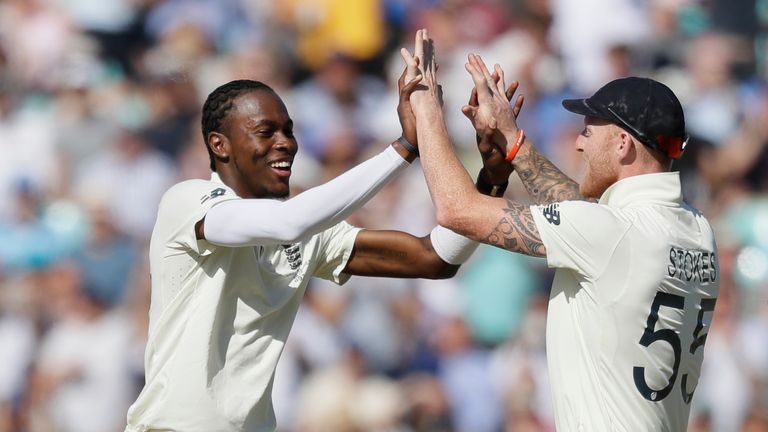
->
xmin=274 ymin=132 xmax=298 ymax=155
xmin=575 ymin=134 xmax=585 ymax=153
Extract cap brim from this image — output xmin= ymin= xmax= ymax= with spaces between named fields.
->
xmin=562 ymin=98 xmax=604 ymax=118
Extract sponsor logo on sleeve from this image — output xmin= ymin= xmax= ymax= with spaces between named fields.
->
xmin=200 ymin=188 xmax=226 ymax=204
xmin=542 ymin=203 xmax=561 ymax=225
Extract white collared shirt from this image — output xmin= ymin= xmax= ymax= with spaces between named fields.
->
xmin=126 ymin=173 xmax=360 ymax=432
xmin=531 ymin=172 xmax=720 ymax=432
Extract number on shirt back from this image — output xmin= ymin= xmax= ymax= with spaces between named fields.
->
xmin=633 ymin=291 xmax=716 ymax=403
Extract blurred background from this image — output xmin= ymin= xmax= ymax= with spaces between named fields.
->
xmin=0 ymin=0 xmax=767 ymax=431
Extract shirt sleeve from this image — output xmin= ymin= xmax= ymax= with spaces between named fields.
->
xmin=156 ymin=180 xmax=238 ymax=257
xmin=312 ymin=221 xmax=362 ymax=285
xmin=530 ymin=201 xmax=631 ymax=278
xmin=202 ymin=145 xmax=408 ymax=247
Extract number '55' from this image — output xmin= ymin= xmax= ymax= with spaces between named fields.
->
xmin=633 ymin=292 xmax=716 ymax=403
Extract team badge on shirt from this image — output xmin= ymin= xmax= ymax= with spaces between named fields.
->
xmin=282 ymin=244 xmax=302 ymax=270
xmin=542 ymin=203 xmax=561 ymax=225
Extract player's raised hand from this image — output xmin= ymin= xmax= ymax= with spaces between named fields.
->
xmin=464 ymin=54 xmax=520 ymax=145
xmin=409 ymin=29 xmax=441 ymax=110
xmin=464 ymin=77 xmax=524 ymax=137
xmin=475 ymin=81 xmax=524 ymax=185
xmin=397 ymin=49 xmax=423 ymax=146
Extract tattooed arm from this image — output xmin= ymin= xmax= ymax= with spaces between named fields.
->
xmin=511 ymin=142 xmax=596 ymax=204
xmin=406 ymin=32 xmax=547 ymax=258
xmin=458 ymin=52 xmax=591 ymax=205
xmin=484 ymin=200 xmax=546 ymax=257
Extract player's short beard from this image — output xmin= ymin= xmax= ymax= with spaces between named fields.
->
xmin=580 ymin=152 xmax=617 ymax=199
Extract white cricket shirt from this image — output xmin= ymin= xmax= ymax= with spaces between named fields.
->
xmin=530 ymin=172 xmax=719 ymax=432
xmin=125 ymin=173 xmax=361 ymax=432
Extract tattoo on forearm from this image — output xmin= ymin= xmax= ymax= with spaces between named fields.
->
xmin=367 ymin=248 xmax=408 ymax=261
xmin=484 ymin=201 xmax=545 ymax=257
xmin=515 ymin=146 xmax=596 ymax=204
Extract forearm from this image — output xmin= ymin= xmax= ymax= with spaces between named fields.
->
xmin=414 ymin=104 xmax=481 ymax=226
xmin=204 ymin=146 xmax=409 ymax=246
xmin=346 ymin=230 xmax=459 ymax=279
xmin=510 ymin=137 xmax=593 ymax=204
xmin=483 ymin=200 xmax=546 ymax=257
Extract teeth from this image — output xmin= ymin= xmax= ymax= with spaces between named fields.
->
xmin=270 ymin=161 xmax=291 ymax=168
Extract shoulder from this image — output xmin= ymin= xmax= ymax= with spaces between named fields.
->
xmin=532 ymin=200 xmax=624 ymax=226
xmin=162 ymin=178 xmax=223 ymax=200
xmin=160 ymin=179 xmax=235 ymax=208
xmin=531 ymin=200 xmax=633 ymax=247
xmin=155 ymin=178 xmax=238 ymax=231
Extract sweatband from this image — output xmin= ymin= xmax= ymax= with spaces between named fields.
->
xmin=475 ymin=168 xmax=508 ymax=197
xmin=205 ymin=146 xmax=409 ymax=246
xmin=429 ymin=225 xmax=479 ymax=265
xmin=397 ymin=136 xmax=419 ymax=156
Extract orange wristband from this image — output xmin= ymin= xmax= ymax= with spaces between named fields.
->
xmin=505 ymin=128 xmax=525 ymax=162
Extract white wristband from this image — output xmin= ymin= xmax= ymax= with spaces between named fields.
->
xmin=429 ymin=225 xmax=479 ymax=265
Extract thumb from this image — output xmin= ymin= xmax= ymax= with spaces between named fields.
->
xmin=477 ymin=139 xmax=492 ymax=154
xmin=400 ymin=75 xmax=423 ymax=101
xmin=461 ymin=105 xmax=476 ymax=120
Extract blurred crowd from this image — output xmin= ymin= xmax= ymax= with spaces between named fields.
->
xmin=0 ymin=0 xmax=767 ymax=431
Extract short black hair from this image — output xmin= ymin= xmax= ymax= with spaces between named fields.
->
xmin=201 ymin=79 xmax=275 ymax=171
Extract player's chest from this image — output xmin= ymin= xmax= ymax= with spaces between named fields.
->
xmin=251 ymin=242 xmax=313 ymax=288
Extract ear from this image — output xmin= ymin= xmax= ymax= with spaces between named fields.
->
xmin=208 ymin=132 xmax=230 ymax=163
xmin=616 ymin=130 xmax=636 ymax=165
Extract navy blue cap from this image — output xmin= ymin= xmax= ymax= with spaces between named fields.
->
xmin=562 ymin=77 xmax=688 ymax=159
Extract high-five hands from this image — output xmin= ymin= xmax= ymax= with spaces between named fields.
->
xmin=396 ymin=39 xmax=424 ymax=151
xmin=399 ymin=29 xmax=525 ymax=191
xmin=403 ymin=29 xmax=440 ymax=109
xmin=470 ymin=79 xmax=524 ymax=185
xmin=464 ymin=53 xmax=521 ymax=157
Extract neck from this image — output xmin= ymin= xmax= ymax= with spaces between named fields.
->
xmin=215 ymin=167 xmax=257 ymax=198
xmin=618 ymin=160 xmax=667 ymax=181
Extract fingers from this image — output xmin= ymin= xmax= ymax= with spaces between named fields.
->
xmin=493 ymin=64 xmax=506 ymax=95
xmin=505 ymin=81 xmax=525 ymax=118
xmin=505 ymin=80 xmax=519 ymax=101
xmin=467 ymin=87 xmax=478 ymax=107
xmin=400 ymin=47 xmax=417 ymax=70
xmin=477 ymin=137 xmax=493 ymax=155
xmin=400 ymin=75 xmax=423 ymax=100
xmin=424 ymin=35 xmax=436 ymax=77
xmin=466 ymin=53 xmax=506 ymax=101
xmin=513 ymin=94 xmax=524 ymax=119
xmin=414 ymin=29 xmax=424 ymax=64
xmin=399 ymin=47 xmax=419 ymax=84
xmin=465 ymin=54 xmax=492 ymax=99
xmin=471 ymin=54 xmax=498 ymax=95
xmin=461 ymin=105 xmax=476 ymax=120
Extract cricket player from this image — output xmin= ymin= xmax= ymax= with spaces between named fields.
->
xmin=407 ymin=29 xmax=720 ymax=431
xmin=123 ymin=46 xmax=524 ymax=430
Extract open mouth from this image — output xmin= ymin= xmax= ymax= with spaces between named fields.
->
xmin=269 ymin=160 xmax=292 ymax=177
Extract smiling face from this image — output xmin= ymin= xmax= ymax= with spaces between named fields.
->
xmin=211 ymin=89 xmax=298 ymax=199
xmin=575 ymin=116 xmax=620 ymax=199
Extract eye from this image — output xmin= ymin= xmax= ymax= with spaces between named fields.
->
xmin=284 ymin=128 xmax=294 ymax=138
xmin=255 ymin=129 xmax=274 ymax=137
xmin=580 ymin=127 xmax=591 ymax=137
